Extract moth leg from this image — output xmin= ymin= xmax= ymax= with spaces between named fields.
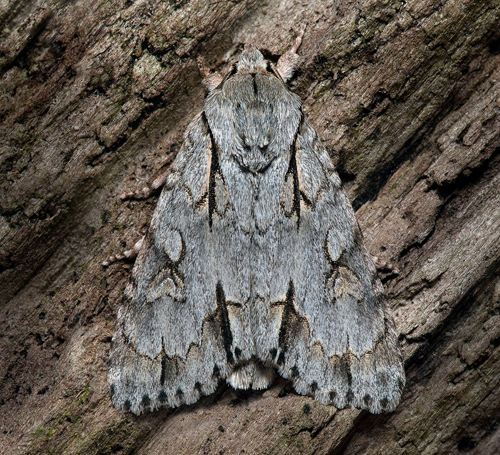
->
xmin=197 ymin=57 xmax=223 ymax=92
xmin=277 ymin=21 xmax=307 ymax=82
xmin=120 ymin=171 xmax=169 ymax=200
xmin=102 ymin=237 xmax=144 ymax=267
xmin=372 ymin=255 xmax=400 ymax=276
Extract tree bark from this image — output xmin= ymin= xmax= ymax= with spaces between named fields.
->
xmin=1 ymin=0 xmax=499 ymax=454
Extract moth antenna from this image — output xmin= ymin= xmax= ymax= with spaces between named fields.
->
xmin=291 ymin=20 xmax=307 ymax=54
xmin=277 ymin=20 xmax=308 ymax=82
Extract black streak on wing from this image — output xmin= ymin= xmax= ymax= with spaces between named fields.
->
xmin=275 ymin=281 xmax=309 ymax=366
xmin=343 ymin=355 xmax=354 ymax=403
xmin=160 ymin=355 xmax=167 ymax=385
xmin=207 ymin=282 xmax=235 ymax=364
xmin=202 ymin=112 xmax=221 ymax=229
xmin=252 ymin=73 xmax=258 ymax=94
xmin=284 ymin=115 xmax=305 ymax=230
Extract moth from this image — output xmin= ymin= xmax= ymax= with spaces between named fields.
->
xmin=108 ymin=29 xmax=405 ymax=416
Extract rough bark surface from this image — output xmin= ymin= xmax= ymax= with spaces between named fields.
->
xmin=1 ymin=0 xmax=499 ymax=454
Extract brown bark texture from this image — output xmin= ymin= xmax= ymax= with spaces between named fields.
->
xmin=1 ymin=0 xmax=499 ymax=454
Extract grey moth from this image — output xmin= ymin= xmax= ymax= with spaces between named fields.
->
xmin=108 ymin=34 xmax=405 ymax=416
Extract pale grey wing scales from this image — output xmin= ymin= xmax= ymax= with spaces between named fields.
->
xmin=273 ymin=119 xmax=405 ymax=413
xmin=108 ymin=115 xmax=238 ymax=415
xmin=109 ymin=44 xmax=404 ymax=415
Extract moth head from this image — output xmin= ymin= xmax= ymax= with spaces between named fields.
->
xmin=235 ymin=43 xmax=268 ymax=74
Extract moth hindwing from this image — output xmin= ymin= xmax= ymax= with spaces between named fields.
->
xmin=108 ymin=42 xmax=405 ymax=415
